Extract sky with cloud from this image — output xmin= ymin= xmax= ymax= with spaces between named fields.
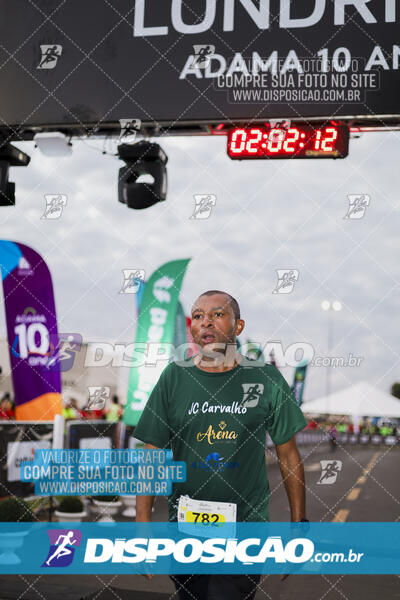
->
xmin=0 ymin=129 xmax=399 ymax=401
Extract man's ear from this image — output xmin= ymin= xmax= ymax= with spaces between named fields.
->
xmin=235 ymin=319 xmax=245 ymax=335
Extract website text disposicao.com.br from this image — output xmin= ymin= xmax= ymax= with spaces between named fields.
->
xmin=82 ymin=536 xmax=365 ymax=565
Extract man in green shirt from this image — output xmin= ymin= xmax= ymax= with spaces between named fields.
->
xmin=135 ymin=290 xmax=308 ymax=599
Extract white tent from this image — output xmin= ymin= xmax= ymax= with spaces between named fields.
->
xmin=302 ymin=381 xmax=400 ymax=418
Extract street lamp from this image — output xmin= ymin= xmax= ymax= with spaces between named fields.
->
xmin=321 ymin=300 xmax=342 ymax=411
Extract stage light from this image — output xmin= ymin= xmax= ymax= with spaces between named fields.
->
xmin=0 ymin=143 xmax=30 ymax=206
xmin=117 ymin=141 xmax=168 ymax=210
xmin=321 ymin=300 xmax=330 ymax=311
xmin=33 ymin=132 xmax=72 ymax=157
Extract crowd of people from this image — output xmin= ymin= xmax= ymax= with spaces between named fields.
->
xmin=0 ymin=392 xmax=123 ymax=422
xmin=62 ymin=395 xmax=123 ymax=422
xmin=306 ymin=417 xmax=399 ymax=437
xmin=0 ymin=392 xmax=15 ymax=419
xmin=1 ymin=391 xmax=398 ymax=436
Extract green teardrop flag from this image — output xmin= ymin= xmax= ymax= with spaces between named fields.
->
xmin=124 ymin=258 xmax=191 ymax=426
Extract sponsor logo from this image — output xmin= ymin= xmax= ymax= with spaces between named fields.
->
xmin=134 ymin=4 xmax=393 ymax=40
xmin=7 ymin=440 xmax=50 ymax=483
xmin=192 ymin=452 xmax=239 ymax=471
xmin=196 ymin=421 xmax=238 ymax=444
xmin=12 ymin=309 xmax=53 ymax=367
xmin=17 ymin=256 xmax=34 ymax=276
xmin=42 ymin=529 xmax=81 ymax=567
xmin=240 ymin=383 xmax=264 ymax=408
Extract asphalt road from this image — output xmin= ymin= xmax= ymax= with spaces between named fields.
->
xmin=0 ymin=442 xmax=399 ymax=600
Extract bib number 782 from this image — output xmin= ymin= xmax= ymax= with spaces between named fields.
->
xmin=190 ymin=511 xmax=221 ymax=524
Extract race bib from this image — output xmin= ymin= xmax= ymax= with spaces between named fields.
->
xmin=177 ymin=496 xmax=236 ymax=537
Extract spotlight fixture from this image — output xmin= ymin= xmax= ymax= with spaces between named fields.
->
xmin=117 ymin=140 xmax=168 ymax=210
xmin=0 ymin=143 xmax=30 ymax=206
xmin=33 ymin=132 xmax=72 ymax=156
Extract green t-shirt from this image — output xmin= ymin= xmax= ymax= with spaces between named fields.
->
xmin=133 ymin=357 xmax=307 ymax=522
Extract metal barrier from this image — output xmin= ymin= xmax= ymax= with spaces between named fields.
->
xmin=66 ymin=419 xmax=120 ymax=449
xmin=267 ymin=430 xmax=399 ymax=449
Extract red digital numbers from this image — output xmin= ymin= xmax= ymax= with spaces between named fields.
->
xmin=246 ymin=128 xmax=262 ymax=153
xmin=283 ymin=128 xmax=300 ymax=153
xmin=313 ymin=127 xmax=338 ymax=152
xmin=229 ymin=129 xmax=247 ymax=154
xmin=227 ymin=125 xmax=347 ymax=159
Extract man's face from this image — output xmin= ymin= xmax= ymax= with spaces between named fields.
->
xmin=190 ymin=293 xmax=244 ymax=349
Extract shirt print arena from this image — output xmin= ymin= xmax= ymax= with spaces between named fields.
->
xmin=134 ymin=356 xmax=307 ymax=522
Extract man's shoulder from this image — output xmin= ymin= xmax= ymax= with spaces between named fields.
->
xmin=240 ymin=358 xmax=281 ymax=377
xmin=159 ymin=357 xmax=193 ymax=378
xmin=168 ymin=356 xmax=196 ymax=371
xmin=240 ymin=359 xmax=290 ymax=389
xmin=159 ymin=361 xmax=177 ymax=378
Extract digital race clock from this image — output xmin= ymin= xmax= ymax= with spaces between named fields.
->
xmin=227 ymin=125 xmax=349 ymax=159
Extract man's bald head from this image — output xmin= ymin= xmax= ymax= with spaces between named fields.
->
xmin=196 ymin=290 xmax=241 ymax=321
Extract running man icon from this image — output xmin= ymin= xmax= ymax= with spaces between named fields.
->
xmin=37 ymin=45 xmax=62 ymax=69
xmin=46 ymin=531 xmax=77 ymax=566
xmin=244 ymin=384 xmax=262 ymax=402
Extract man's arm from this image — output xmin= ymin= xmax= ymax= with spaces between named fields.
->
xmin=275 ymin=437 xmax=306 ymax=521
xmin=135 ymin=443 xmax=159 ymax=522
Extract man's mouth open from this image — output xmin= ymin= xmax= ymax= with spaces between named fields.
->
xmin=201 ymin=333 xmax=216 ymax=344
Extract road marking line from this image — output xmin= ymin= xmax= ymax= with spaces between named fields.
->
xmin=304 ymin=463 xmax=321 ymax=472
xmin=366 ymin=451 xmax=381 ymax=470
xmin=362 ymin=451 xmax=382 ymax=476
xmin=331 ymin=451 xmax=381 ymax=524
xmin=332 ymin=509 xmax=350 ymax=522
xmin=347 ymin=487 xmax=361 ymax=501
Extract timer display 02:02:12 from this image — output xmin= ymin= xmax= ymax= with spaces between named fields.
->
xmin=227 ymin=126 xmax=349 ymax=159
